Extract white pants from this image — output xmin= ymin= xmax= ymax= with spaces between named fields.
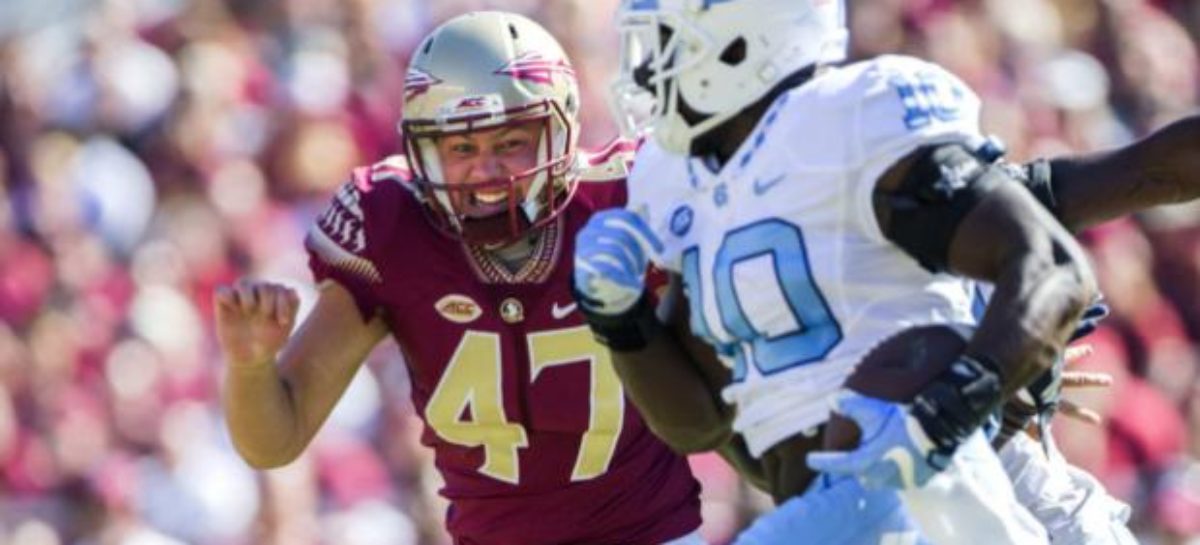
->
xmin=663 ymin=530 xmax=707 ymax=545
xmin=733 ymin=474 xmax=928 ymax=545
xmin=900 ymin=431 xmax=1049 ymax=545
xmin=999 ymin=432 xmax=1137 ymax=545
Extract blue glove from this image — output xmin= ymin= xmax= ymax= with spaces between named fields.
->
xmin=806 ymin=391 xmax=944 ymax=490
xmin=573 ymin=208 xmax=664 ymax=315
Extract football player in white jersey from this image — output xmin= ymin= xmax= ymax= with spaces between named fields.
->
xmin=567 ymin=0 xmax=1176 ymax=543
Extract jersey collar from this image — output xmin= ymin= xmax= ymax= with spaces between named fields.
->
xmin=462 ymin=216 xmax=562 ymax=285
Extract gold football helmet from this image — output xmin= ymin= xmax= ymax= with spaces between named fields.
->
xmin=402 ymin=11 xmax=581 ymax=245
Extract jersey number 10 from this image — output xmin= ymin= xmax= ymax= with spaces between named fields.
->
xmin=683 ymin=219 xmax=843 ymax=381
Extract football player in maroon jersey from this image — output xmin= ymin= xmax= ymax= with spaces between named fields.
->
xmin=215 ymin=12 xmax=703 ymax=545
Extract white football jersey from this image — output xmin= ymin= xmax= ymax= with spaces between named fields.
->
xmin=628 ymin=55 xmax=987 ymax=456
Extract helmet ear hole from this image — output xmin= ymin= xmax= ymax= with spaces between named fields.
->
xmin=718 ymin=37 xmax=747 ymax=66
xmin=509 ymin=23 xmax=519 ymax=40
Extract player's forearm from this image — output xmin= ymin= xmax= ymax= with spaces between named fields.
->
xmin=717 ymin=435 xmax=770 ymax=493
xmin=968 ymin=250 xmax=1095 ymax=396
xmin=948 ymin=184 xmax=1098 ymax=396
xmin=221 ymin=280 xmax=385 ymax=469
xmin=1047 ymin=114 xmax=1200 ymax=231
xmin=223 ymin=360 xmax=306 ymax=468
xmin=848 ymin=266 xmax=1094 ymax=498
xmin=610 ymin=328 xmax=734 ymax=454
xmin=578 ymin=273 xmax=735 ymax=454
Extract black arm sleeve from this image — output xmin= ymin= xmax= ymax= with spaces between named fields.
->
xmin=1021 ymin=158 xmax=1060 ymax=219
xmin=873 ymin=143 xmax=1009 ymax=273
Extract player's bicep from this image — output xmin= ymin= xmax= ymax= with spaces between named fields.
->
xmin=850 ymin=58 xmax=987 ymax=247
xmin=945 ymin=182 xmax=1078 ymax=281
xmin=872 ymin=142 xmax=1070 ymax=278
xmin=276 ymin=279 xmax=389 ymax=442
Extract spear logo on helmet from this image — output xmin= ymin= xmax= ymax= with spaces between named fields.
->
xmin=495 ymin=52 xmax=576 ymax=86
xmin=405 ymin=67 xmax=442 ymax=101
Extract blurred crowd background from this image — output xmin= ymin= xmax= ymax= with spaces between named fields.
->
xmin=1 ymin=0 xmax=1200 ymax=544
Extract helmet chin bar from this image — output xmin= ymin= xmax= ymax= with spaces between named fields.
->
xmin=402 ymin=100 xmax=577 ymax=246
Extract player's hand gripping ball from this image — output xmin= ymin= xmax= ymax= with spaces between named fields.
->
xmin=808 ymin=325 xmax=970 ymax=489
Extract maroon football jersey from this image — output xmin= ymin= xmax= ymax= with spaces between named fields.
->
xmin=305 ymin=141 xmax=701 ymax=545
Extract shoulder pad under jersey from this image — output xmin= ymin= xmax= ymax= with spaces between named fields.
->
xmin=577 ymin=138 xmax=639 ymax=183
xmin=852 ymin=55 xmax=983 ymax=165
xmin=304 ymin=155 xmax=413 ymax=285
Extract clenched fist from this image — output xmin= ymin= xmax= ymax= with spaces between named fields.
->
xmin=214 ymin=280 xmax=301 ymax=368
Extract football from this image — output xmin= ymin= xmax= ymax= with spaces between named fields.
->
xmin=823 ymin=324 xmax=971 ymax=451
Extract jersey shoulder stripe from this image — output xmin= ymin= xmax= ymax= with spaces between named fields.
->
xmin=361 ymin=154 xmax=413 ymax=189
xmin=577 ymin=138 xmax=638 ymax=183
xmin=304 ymin=155 xmax=414 ymax=284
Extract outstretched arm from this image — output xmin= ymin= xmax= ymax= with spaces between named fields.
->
xmin=218 ymin=279 xmax=389 ymax=468
xmin=1034 ymin=115 xmax=1200 ymax=231
xmin=607 ymin=278 xmax=771 ymax=487
xmin=605 ymin=278 xmax=736 ymax=454
xmin=573 ymin=209 xmax=772 ymax=489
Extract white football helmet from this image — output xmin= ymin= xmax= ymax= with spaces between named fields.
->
xmin=401 ymin=11 xmax=581 ymax=245
xmin=611 ymin=0 xmax=848 ymax=154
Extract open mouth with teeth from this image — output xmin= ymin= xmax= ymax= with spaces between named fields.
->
xmin=464 ymin=190 xmax=511 ymax=218
xmin=410 ymin=160 xmax=576 ymax=246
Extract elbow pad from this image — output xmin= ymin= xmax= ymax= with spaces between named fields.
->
xmin=874 ymin=143 xmax=1011 ymax=273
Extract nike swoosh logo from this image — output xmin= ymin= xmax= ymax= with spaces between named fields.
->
xmin=753 ymin=174 xmax=786 ymax=196
xmin=551 ymin=302 xmax=578 ymax=320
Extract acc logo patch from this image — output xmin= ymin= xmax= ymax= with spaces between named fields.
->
xmin=435 ymin=294 xmax=482 ymax=324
